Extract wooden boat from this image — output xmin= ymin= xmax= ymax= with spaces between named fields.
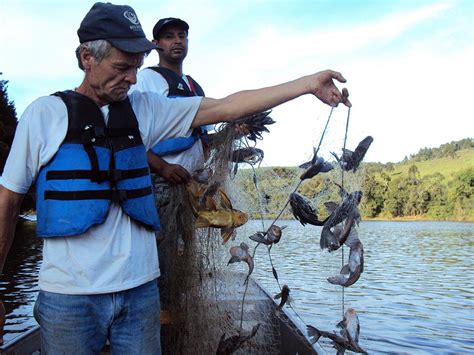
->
xmin=0 ymin=276 xmax=317 ymax=355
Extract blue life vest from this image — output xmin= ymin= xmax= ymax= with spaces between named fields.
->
xmin=35 ymin=90 xmax=161 ymax=237
xmin=147 ymin=66 xmax=208 ymax=156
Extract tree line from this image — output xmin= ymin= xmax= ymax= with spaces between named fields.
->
xmin=234 ymin=140 xmax=473 ymax=222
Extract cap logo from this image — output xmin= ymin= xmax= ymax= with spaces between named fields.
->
xmin=123 ymin=11 xmax=139 ymax=25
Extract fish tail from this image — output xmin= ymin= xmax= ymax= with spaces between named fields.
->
xmin=306 ymin=325 xmax=322 ymax=343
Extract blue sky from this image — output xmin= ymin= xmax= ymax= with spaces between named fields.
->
xmin=0 ymin=0 xmax=472 ymax=166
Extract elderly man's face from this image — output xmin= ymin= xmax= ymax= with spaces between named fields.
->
xmin=83 ymin=47 xmax=144 ymax=105
xmin=155 ymin=25 xmax=188 ymax=64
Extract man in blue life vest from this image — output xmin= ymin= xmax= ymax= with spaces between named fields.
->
xmin=0 ymin=2 xmax=350 ymax=352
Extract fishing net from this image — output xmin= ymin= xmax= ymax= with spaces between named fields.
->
xmin=157 ymin=112 xmax=293 ymax=354
xmin=158 ymin=108 xmax=370 ymax=354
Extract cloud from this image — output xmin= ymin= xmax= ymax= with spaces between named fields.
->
xmin=1 ymin=0 xmax=471 ymax=166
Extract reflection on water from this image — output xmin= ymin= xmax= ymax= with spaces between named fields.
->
xmin=0 ymin=220 xmax=42 ymax=345
xmin=1 ymin=220 xmax=473 ymax=353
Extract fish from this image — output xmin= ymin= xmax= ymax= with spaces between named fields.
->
xmin=299 ymin=156 xmax=334 ymax=180
xmin=191 ymin=167 xmax=213 ymax=184
xmin=231 ymin=147 xmax=264 ymax=165
xmin=289 ymin=193 xmax=327 ymax=226
xmin=196 ymin=210 xmax=249 ymax=243
xmin=307 ymin=308 xmax=367 ymax=354
xmin=274 ymin=284 xmax=290 ymax=310
xmin=232 ymin=110 xmax=275 ymax=142
xmin=216 ymin=323 xmax=260 ymax=355
xmin=228 ymin=242 xmax=254 ymax=283
xmin=327 ymin=238 xmax=364 ymax=287
xmin=320 ymin=191 xmax=362 ymax=251
xmin=248 ymin=225 xmax=287 ymax=245
xmin=187 ymin=180 xmax=249 ymax=243
xmin=331 ymin=136 xmax=373 ymax=172
xmin=320 ymin=216 xmax=355 ymax=252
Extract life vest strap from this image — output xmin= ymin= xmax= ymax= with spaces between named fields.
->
xmin=46 ymin=167 xmax=150 ymax=182
xmin=44 ymin=187 xmax=152 ymax=201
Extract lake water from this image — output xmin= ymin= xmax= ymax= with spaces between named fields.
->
xmin=1 ymin=220 xmax=473 ymax=354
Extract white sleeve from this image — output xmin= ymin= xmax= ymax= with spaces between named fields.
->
xmin=128 ymin=91 xmax=202 ymax=150
xmin=129 ymin=68 xmax=169 ymax=96
xmin=0 ymin=96 xmax=67 ymax=193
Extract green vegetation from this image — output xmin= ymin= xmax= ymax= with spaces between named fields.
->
xmin=0 ymin=74 xmax=17 ymax=173
xmin=0 ymin=74 xmax=35 ymax=213
xmin=235 ymin=139 xmax=473 ymax=222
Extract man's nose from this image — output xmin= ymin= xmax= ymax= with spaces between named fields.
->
xmin=173 ymin=34 xmax=184 ymax=43
xmin=126 ymin=69 xmax=137 ymax=85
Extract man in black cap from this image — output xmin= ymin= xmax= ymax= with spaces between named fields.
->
xmin=129 ymin=18 xmax=209 ymax=326
xmin=0 ymin=2 xmax=350 ymax=353
xmin=131 ymin=17 xmax=204 ymax=185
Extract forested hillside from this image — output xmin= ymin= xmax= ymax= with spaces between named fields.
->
xmin=234 ymin=139 xmax=473 ymax=221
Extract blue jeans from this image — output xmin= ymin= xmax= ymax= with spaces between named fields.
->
xmin=33 ymin=280 xmax=161 ymax=355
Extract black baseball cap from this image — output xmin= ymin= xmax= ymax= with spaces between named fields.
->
xmin=152 ymin=18 xmax=189 ymax=39
xmin=78 ymin=2 xmax=159 ymax=53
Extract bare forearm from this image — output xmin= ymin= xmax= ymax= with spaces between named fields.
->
xmin=0 ymin=187 xmax=24 ymax=272
xmin=192 ymin=70 xmax=350 ymax=127
xmin=147 ymin=150 xmax=168 ymax=174
xmin=194 ymin=76 xmax=309 ymax=127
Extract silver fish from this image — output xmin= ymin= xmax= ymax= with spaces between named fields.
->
xmin=216 ymin=323 xmax=260 ymax=355
xmin=320 ymin=216 xmax=355 ymax=252
xmin=191 ymin=167 xmax=213 ymax=184
xmin=249 ymin=225 xmax=287 ymax=245
xmin=274 ymin=284 xmax=290 ymax=310
xmin=228 ymin=242 xmax=254 ymax=283
xmin=320 ymin=191 xmax=362 ymax=251
xmin=299 ymin=156 xmax=334 ymax=180
xmin=331 ymin=136 xmax=373 ymax=172
xmin=307 ymin=308 xmax=367 ymax=354
xmin=290 ymin=193 xmax=327 ymax=226
xmin=327 ymin=238 xmax=364 ymax=287
xmin=231 ymin=147 xmax=264 ymax=165
xmin=232 ymin=110 xmax=275 ymax=142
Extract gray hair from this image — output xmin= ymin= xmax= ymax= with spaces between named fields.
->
xmin=75 ymin=40 xmax=113 ymax=70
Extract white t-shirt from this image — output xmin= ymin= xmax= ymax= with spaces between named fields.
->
xmin=0 ymin=91 xmax=202 ymax=295
xmin=129 ymin=68 xmax=206 ymax=173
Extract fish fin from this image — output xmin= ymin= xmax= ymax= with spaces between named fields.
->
xmin=340 ymin=264 xmax=350 ymax=275
xmin=218 ymin=189 xmax=233 ymax=210
xmin=194 ymin=216 xmax=210 ymax=228
xmin=205 ymin=196 xmax=217 ymax=210
xmin=324 ymin=201 xmax=339 ymax=214
xmin=249 ymin=232 xmax=267 ymax=244
xmin=221 ymin=228 xmax=234 ymax=244
xmin=306 ymin=325 xmax=321 ymax=343
xmin=327 ymin=275 xmax=347 ymax=286
xmin=330 ymin=151 xmax=340 ymax=162
xmin=227 ymin=256 xmax=239 ymax=265
xmin=299 ymin=160 xmax=311 ymax=169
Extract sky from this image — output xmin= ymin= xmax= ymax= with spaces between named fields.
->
xmin=0 ymin=0 xmax=472 ymax=167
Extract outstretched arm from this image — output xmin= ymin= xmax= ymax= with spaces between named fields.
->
xmin=192 ymin=70 xmax=350 ymax=127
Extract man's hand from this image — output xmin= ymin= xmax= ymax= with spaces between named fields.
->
xmin=310 ymin=70 xmax=351 ymax=107
xmin=158 ymin=163 xmax=191 ymax=185
xmin=147 ymin=151 xmax=191 ymax=185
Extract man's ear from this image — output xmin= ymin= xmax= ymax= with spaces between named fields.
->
xmin=80 ymin=48 xmax=93 ymax=70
